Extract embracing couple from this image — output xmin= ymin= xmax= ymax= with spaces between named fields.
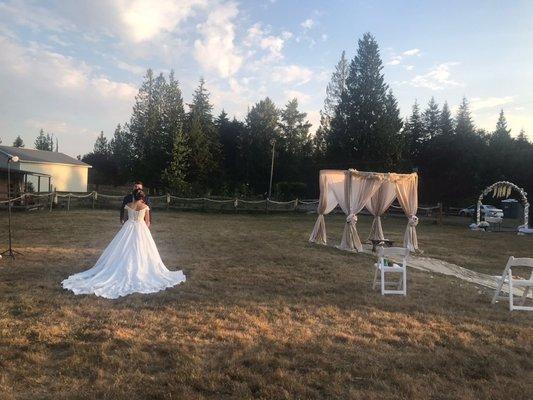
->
xmin=62 ymin=181 xmax=186 ymax=299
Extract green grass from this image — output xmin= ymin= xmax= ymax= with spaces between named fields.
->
xmin=0 ymin=210 xmax=532 ymax=399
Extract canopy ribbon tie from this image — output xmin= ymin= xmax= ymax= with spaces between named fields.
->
xmin=346 ymin=214 xmax=358 ymax=224
xmin=408 ymin=215 xmax=419 ymax=227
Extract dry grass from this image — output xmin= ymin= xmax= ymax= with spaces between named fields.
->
xmin=0 ymin=210 xmax=532 ymax=399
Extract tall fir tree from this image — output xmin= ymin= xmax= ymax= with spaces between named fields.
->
xmin=328 ymin=33 xmax=401 ymax=170
xmin=455 ymin=97 xmax=475 ymax=136
xmin=438 ymin=101 xmax=454 ymax=136
xmin=161 ymin=71 xmax=188 ymax=192
xmin=185 ymin=79 xmax=220 ymax=193
xmin=402 ymin=101 xmax=424 ymax=166
xmin=278 ymin=98 xmax=312 ymax=192
xmin=13 ymin=135 xmax=24 ymax=147
xmin=491 ymin=109 xmax=511 ymax=141
xmin=35 ymin=129 xmax=54 ymax=151
xmin=243 ymin=97 xmax=280 ymax=194
xmin=109 ymin=123 xmax=134 ymax=184
xmin=422 ymin=97 xmax=440 ymax=140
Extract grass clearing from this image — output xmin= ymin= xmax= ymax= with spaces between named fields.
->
xmin=0 ymin=210 xmax=532 ymax=399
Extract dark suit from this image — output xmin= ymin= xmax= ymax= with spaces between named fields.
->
xmin=120 ymin=194 xmax=152 ymax=223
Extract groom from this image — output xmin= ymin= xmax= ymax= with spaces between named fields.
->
xmin=120 ymin=181 xmax=152 ymax=224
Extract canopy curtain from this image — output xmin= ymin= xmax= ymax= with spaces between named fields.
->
xmin=309 ymin=170 xmax=346 ymax=244
xmin=395 ymin=174 xmax=419 ymax=251
xmin=339 ymin=172 xmax=382 ymax=252
xmin=366 ymin=180 xmax=397 ymax=241
xmin=310 ymin=169 xmax=418 ymax=252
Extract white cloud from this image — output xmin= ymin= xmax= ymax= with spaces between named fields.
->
xmin=402 ymin=48 xmax=420 ymax=56
xmin=116 ymin=0 xmax=206 ymax=43
xmin=0 ymin=34 xmax=137 ymax=154
xmin=301 ymin=18 xmax=314 ymax=29
xmin=409 ymin=62 xmax=462 ymax=90
xmin=272 ymin=65 xmax=313 ymax=85
xmin=194 ymin=1 xmax=242 ymax=78
xmin=244 ymin=23 xmax=292 ymax=61
xmin=387 ymin=48 xmax=421 ymax=66
xmin=470 ymin=96 xmax=514 ymax=111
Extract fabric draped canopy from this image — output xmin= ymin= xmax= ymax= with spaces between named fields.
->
xmin=309 ymin=169 xmax=419 ymax=252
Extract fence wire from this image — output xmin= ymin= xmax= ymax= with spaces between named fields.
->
xmin=0 ymin=191 xmax=319 ymax=213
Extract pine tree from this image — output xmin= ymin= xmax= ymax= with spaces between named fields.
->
xmin=110 ymin=123 xmax=134 ymax=184
xmin=161 ymin=71 xmax=188 ymax=192
xmin=438 ymin=101 xmax=454 ymax=136
xmin=379 ymin=90 xmax=404 ymax=168
xmin=322 ymin=51 xmax=349 ymax=127
xmin=492 ymin=109 xmax=511 ymax=141
xmin=328 ymin=33 xmax=400 ymax=169
xmin=129 ymin=69 xmax=159 ymax=187
xmin=93 ymin=131 xmax=109 ymax=154
xmin=243 ymin=97 xmax=280 ymax=194
xmin=34 ymin=129 xmax=54 ymax=151
xmin=517 ymin=128 xmax=529 ymax=144
xmin=185 ymin=79 xmax=220 ymax=193
xmin=278 ymin=99 xmax=312 ymax=187
xmin=422 ymin=97 xmax=440 ymax=140
xmin=455 ymin=97 xmax=475 ymax=136
xmin=13 ymin=135 xmax=24 ymax=147
xmin=403 ymin=101 xmax=424 ymax=165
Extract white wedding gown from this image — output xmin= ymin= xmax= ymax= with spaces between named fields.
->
xmin=62 ymin=205 xmax=186 ymax=299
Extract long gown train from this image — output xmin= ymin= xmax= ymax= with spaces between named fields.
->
xmin=62 ymin=205 xmax=186 ymax=299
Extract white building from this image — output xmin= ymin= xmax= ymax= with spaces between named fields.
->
xmin=0 ymin=145 xmax=91 ymax=196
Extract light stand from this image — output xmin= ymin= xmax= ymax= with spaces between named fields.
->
xmin=268 ymin=139 xmax=276 ymax=199
xmin=1 ymin=155 xmax=22 ymax=259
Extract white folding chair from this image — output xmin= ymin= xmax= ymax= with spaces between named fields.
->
xmin=373 ymin=247 xmax=409 ymax=295
xmin=491 ymin=256 xmax=533 ymax=311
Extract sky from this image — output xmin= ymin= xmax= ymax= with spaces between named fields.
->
xmin=0 ymin=0 xmax=532 ymax=157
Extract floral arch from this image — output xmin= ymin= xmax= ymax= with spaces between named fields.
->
xmin=476 ymin=181 xmax=529 ymax=228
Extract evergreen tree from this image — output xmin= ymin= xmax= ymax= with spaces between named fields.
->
xmin=328 ymin=33 xmax=401 ymax=170
xmin=129 ymin=69 xmax=159 ymax=188
xmin=93 ymin=131 xmax=109 ymax=154
xmin=517 ymin=128 xmax=529 ymax=144
xmin=109 ymin=123 xmax=134 ymax=184
xmin=491 ymin=109 xmax=511 ymax=141
xmin=378 ymin=90 xmax=404 ymax=169
xmin=422 ymin=97 xmax=440 ymax=140
xmin=438 ymin=101 xmax=454 ymax=136
xmin=278 ymin=99 xmax=312 ymax=192
xmin=161 ymin=71 xmax=188 ymax=192
xmin=321 ymin=51 xmax=349 ymax=132
xmin=185 ymin=79 xmax=220 ymax=193
xmin=35 ymin=129 xmax=54 ymax=151
xmin=403 ymin=101 xmax=424 ymax=166
xmin=243 ymin=97 xmax=280 ymax=194
xmin=13 ymin=135 xmax=24 ymax=147
xmin=82 ymin=131 xmax=117 ymax=188
xmin=455 ymin=97 xmax=475 ymax=136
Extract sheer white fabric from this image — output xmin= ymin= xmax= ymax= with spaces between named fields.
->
xmin=395 ymin=175 xmax=419 ymax=251
xmin=62 ymin=205 xmax=186 ymax=299
xmin=366 ymin=181 xmax=397 ymax=241
xmin=339 ymin=174 xmax=382 ymax=252
xmin=310 ymin=169 xmax=419 ymax=252
xmin=309 ymin=170 xmax=345 ymax=244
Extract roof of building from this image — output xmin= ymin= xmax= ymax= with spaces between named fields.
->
xmin=0 ymin=145 xmax=91 ymax=167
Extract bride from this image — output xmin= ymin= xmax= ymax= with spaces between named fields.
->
xmin=62 ymin=189 xmax=186 ymax=299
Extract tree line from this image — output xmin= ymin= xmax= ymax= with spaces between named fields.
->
xmin=79 ymin=32 xmax=532 ymax=205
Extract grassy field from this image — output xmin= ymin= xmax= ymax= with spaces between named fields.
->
xmin=0 ymin=210 xmax=532 ymax=399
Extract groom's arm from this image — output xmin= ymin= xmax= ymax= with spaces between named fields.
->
xmin=120 ymin=195 xmax=128 ymax=223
